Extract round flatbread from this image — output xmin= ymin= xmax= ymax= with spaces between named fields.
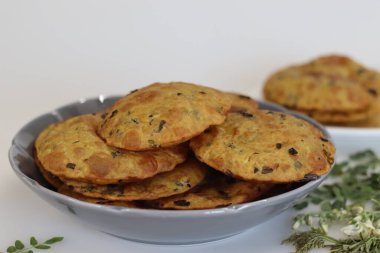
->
xmin=58 ymin=185 xmax=138 ymax=208
xmin=226 ymin=92 xmax=259 ymax=113
xmin=300 ymin=55 xmax=361 ymax=79
xmin=98 ymin=82 xmax=231 ymax=151
xmin=301 ymin=55 xmax=380 ymax=126
xmin=38 ymin=164 xmax=64 ymax=189
xmin=303 ymin=55 xmax=380 ymax=96
xmin=264 ymin=66 xmax=374 ymax=112
xmin=342 ymin=98 xmax=380 ymax=127
xmin=148 ymin=173 xmax=273 ymax=210
xmin=35 ymin=114 xmax=188 ymax=184
xmin=62 ymin=158 xmax=208 ymax=201
xmin=190 ymin=110 xmax=335 ymax=183
xmin=354 ymin=69 xmax=380 ymax=96
xmin=296 ymin=103 xmax=380 ymax=124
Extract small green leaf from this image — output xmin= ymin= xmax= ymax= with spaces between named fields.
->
xmin=331 ymin=161 xmax=348 ymax=176
xmin=34 ymin=244 xmax=51 ymax=249
xmin=14 ymin=240 xmax=24 ymax=250
xmin=332 ymin=200 xmax=345 ymax=210
xmin=30 ymin=236 xmax=38 ymax=246
xmin=6 ymin=246 xmax=16 ymax=253
xmin=293 ymin=201 xmax=308 ymax=210
xmin=310 ymin=196 xmax=323 ymax=205
xmin=321 ymin=201 xmax=332 ymax=211
xmin=27 ymin=250 xmax=33 ymax=253
xmin=349 ymin=150 xmax=373 ymax=160
xmin=44 ymin=237 xmax=64 ymax=245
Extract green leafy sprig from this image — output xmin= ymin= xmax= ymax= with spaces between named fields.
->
xmin=283 ymin=149 xmax=380 ymax=253
xmin=294 ymin=150 xmax=380 ymax=211
xmin=4 ymin=236 xmax=63 ymax=253
xmin=284 ymin=228 xmax=380 ymax=253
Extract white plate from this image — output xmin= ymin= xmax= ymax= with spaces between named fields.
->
xmin=327 ymin=126 xmax=380 ymax=157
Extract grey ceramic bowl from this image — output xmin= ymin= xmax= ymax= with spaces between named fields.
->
xmin=9 ymin=96 xmax=333 ymax=245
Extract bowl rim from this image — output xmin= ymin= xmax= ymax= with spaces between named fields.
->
xmin=327 ymin=126 xmax=380 ymax=135
xmin=8 ymin=95 xmax=333 ymax=217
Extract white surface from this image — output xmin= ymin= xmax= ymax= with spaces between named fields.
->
xmin=1 ymin=0 xmax=380 ymax=252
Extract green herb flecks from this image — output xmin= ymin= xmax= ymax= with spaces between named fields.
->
xmin=283 ymin=149 xmax=380 ymax=253
xmin=4 ymin=236 xmax=63 ymax=253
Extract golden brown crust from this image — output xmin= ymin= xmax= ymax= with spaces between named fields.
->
xmin=226 ymin=92 xmax=259 ymax=113
xmin=263 ymin=54 xmax=380 ymax=126
xmin=35 ymin=114 xmax=188 ymax=184
xmin=339 ymin=97 xmax=380 ymax=127
xmin=38 ymin=165 xmax=64 ymax=189
xmin=190 ymin=110 xmax=335 ymax=183
xmin=303 ymin=55 xmax=380 ymax=96
xmin=147 ymin=173 xmax=274 ymax=210
xmin=264 ymin=66 xmax=374 ymax=112
xmin=61 ymin=158 xmax=208 ymax=201
xmin=301 ymin=55 xmax=361 ymax=78
xmin=296 ymin=108 xmax=372 ymax=123
xmin=354 ymin=69 xmax=380 ymax=95
xmin=98 ymin=82 xmax=231 ymax=151
xmin=58 ymin=185 xmax=138 ymax=208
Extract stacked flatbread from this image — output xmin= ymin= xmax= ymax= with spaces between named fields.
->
xmin=263 ymin=55 xmax=380 ymax=127
xmin=35 ymin=82 xmax=335 ymax=210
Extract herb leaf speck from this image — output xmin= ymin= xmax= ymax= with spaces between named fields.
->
xmin=173 ymin=200 xmax=191 ymax=206
xmin=66 ymin=163 xmax=76 ymax=170
xmin=261 ymin=166 xmax=273 ymax=174
xmin=156 ymin=120 xmax=166 ymax=133
xmin=288 ymin=148 xmax=298 ymax=155
xmin=110 ymin=110 xmax=118 ymax=118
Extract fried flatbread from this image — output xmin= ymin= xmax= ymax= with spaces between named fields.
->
xmin=264 ymin=66 xmax=374 ymax=112
xmin=190 ymin=110 xmax=335 ymax=183
xmin=35 ymin=114 xmax=187 ymax=184
xmin=58 ymin=185 xmax=138 ymax=208
xmin=98 ymin=82 xmax=231 ymax=150
xmin=62 ymin=158 xmax=208 ymax=201
xmin=148 ymin=173 xmax=273 ymax=210
xmin=226 ymin=92 xmax=259 ymax=113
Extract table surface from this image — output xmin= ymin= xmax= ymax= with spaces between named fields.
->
xmin=1 ymin=1 xmax=380 ymax=252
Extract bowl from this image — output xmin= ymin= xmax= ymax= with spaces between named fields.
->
xmin=8 ymin=96 xmax=333 ymax=245
xmin=327 ymin=126 xmax=380 ymax=157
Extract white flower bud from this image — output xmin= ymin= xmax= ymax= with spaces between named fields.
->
xmin=292 ymin=221 xmax=300 ymax=230
xmin=374 ymin=228 xmax=380 ymax=236
xmin=351 ymin=205 xmax=364 ymax=215
xmin=321 ymin=223 xmax=329 ymax=233
xmin=341 ymin=224 xmax=362 ymax=236
xmin=306 ymin=215 xmax=313 ymax=226
xmin=374 ymin=219 xmax=380 ymax=228
xmin=363 ymin=219 xmax=375 ymax=230
xmin=353 ymin=216 xmax=362 ymax=222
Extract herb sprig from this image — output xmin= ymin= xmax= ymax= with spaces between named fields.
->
xmin=3 ymin=236 xmax=63 ymax=253
xmin=283 ymin=149 xmax=380 ymax=253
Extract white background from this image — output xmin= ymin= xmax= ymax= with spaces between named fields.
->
xmin=1 ymin=1 xmax=380 ymax=252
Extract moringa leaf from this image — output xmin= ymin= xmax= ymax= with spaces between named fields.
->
xmin=3 ymin=236 xmax=63 ymax=253
xmin=43 ymin=237 xmax=63 ymax=245
xmin=6 ymin=246 xmax=16 ymax=253
xmin=14 ymin=241 xmax=24 ymax=250
xmin=34 ymin=245 xmax=51 ymax=250
xmin=30 ymin=237 xmax=38 ymax=246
